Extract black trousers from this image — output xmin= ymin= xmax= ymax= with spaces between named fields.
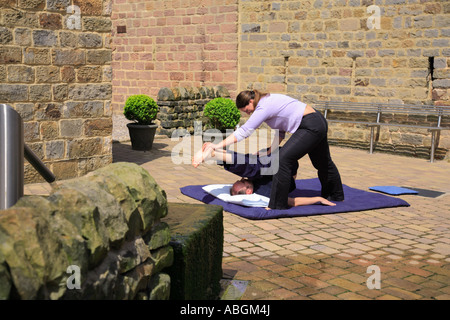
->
xmin=268 ymin=111 xmax=344 ymax=209
xmin=223 ymin=150 xmax=298 ymax=180
xmin=221 ymin=151 xmax=298 ymax=198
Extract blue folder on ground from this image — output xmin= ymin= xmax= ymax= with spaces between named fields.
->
xmin=180 ymin=178 xmax=410 ymax=220
xmin=369 ymin=186 xmax=419 ymax=195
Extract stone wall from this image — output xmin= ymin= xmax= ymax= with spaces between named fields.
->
xmin=238 ymin=0 xmax=450 ymax=158
xmin=0 ymin=0 xmax=113 ymax=183
xmin=156 ymin=85 xmax=231 ymax=137
xmin=239 ymin=0 xmax=449 ymax=105
xmin=163 ymin=203 xmax=223 ymax=300
xmin=0 ymin=162 xmax=172 ymax=300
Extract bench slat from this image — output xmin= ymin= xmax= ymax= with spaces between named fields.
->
xmin=326 ymin=120 xmax=449 ymax=130
xmin=315 ymin=102 xmax=450 ymax=114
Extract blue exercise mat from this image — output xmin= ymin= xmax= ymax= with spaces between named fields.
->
xmin=369 ymin=186 xmax=419 ymax=195
xmin=180 ymin=178 xmax=410 ymax=220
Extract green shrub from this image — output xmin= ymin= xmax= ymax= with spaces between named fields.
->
xmin=203 ymin=97 xmax=240 ymax=132
xmin=123 ymin=94 xmax=158 ymax=125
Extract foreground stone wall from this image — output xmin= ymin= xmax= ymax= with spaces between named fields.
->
xmin=163 ymin=203 xmax=224 ymax=300
xmin=0 ymin=0 xmax=113 ymax=183
xmin=0 ymin=162 xmax=171 ymax=300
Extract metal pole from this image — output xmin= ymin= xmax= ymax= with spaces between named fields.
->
xmin=24 ymin=144 xmax=55 ymax=183
xmin=430 ymin=130 xmax=436 ymax=163
xmin=0 ymin=104 xmax=24 ymax=210
xmin=369 ymin=126 xmax=374 ymax=154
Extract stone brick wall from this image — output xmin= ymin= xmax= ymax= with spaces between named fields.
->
xmin=239 ymin=0 xmax=449 ymax=105
xmin=0 ymin=0 xmax=113 ymax=183
xmin=238 ymin=0 xmax=449 ymax=159
xmin=111 ymin=0 xmax=239 ymax=141
xmin=156 ymin=85 xmax=231 ymax=137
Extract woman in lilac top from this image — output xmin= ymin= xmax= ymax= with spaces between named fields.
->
xmin=204 ymin=89 xmax=344 ymax=210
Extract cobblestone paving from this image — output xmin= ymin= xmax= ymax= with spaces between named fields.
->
xmin=25 ymin=136 xmax=450 ymax=300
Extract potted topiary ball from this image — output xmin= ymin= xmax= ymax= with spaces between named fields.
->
xmin=203 ymin=97 xmax=240 ymax=142
xmin=124 ymin=94 xmax=159 ymax=151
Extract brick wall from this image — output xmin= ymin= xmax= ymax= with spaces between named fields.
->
xmin=111 ymin=0 xmax=239 ymax=141
xmin=0 ymin=0 xmax=113 ymax=183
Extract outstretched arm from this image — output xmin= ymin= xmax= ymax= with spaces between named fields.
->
xmin=287 ymin=196 xmax=336 ymax=207
xmin=212 ymin=132 xmax=237 ymax=150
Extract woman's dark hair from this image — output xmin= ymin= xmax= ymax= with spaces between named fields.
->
xmin=235 ymin=89 xmax=269 ymax=109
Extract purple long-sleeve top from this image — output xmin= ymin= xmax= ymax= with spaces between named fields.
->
xmin=233 ymin=94 xmax=307 ymax=142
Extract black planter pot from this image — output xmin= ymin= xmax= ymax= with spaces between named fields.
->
xmin=127 ymin=123 xmax=158 ymax=151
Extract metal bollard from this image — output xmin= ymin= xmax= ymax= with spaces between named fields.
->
xmin=0 ymin=104 xmax=24 ymax=210
xmin=0 ymin=104 xmax=56 ymax=210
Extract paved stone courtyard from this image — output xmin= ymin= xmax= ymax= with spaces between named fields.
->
xmin=25 ymin=135 xmax=450 ymax=300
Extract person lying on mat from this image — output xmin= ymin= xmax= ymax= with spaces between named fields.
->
xmin=193 ymin=143 xmax=336 ymax=207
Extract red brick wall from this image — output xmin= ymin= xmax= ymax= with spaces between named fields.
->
xmin=111 ymin=0 xmax=239 ymax=115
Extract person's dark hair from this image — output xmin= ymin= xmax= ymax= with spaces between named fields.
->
xmin=235 ymin=89 xmax=269 ymax=109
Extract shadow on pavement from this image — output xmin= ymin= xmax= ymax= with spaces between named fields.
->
xmin=112 ymin=141 xmax=173 ymax=165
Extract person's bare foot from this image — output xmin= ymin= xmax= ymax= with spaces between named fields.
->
xmin=192 ymin=142 xmax=213 ymax=167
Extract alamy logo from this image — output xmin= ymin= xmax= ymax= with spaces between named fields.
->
xmin=66 ymin=5 xmax=81 ymax=30
xmin=66 ymin=265 xmax=81 ymax=290
xmin=367 ymin=5 xmax=381 ymax=30
xmin=366 ymin=265 xmax=381 ymax=289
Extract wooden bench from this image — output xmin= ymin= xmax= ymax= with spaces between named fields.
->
xmin=313 ymin=101 xmax=450 ymax=162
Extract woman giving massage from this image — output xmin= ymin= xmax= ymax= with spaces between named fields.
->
xmin=193 ymin=90 xmax=344 ymax=210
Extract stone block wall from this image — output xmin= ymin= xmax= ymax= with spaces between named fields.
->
xmin=238 ymin=0 xmax=450 ymax=159
xmin=0 ymin=0 xmax=113 ymax=183
xmin=239 ymin=0 xmax=449 ymax=105
xmin=156 ymin=85 xmax=231 ymax=137
xmin=163 ymin=203 xmax=223 ymax=300
xmin=0 ymin=162 xmax=172 ymax=300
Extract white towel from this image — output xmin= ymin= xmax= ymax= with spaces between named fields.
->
xmin=202 ymin=184 xmax=269 ymax=207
